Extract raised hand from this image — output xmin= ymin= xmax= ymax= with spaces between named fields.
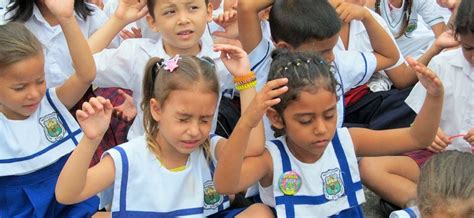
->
xmin=213 ymin=44 xmax=251 ymax=77
xmin=428 ymin=128 xmax=450 ymax=153
xmin=112 ymin=89 xmax=137 ymax=123
xmin=212 ymin=10 xmax=239 ymax=40
xmin=241 ymin=78 xmax=288 ymax=129
xmin=406 ymin=57 xmax=444 ymax=97
xmin=115 ymin=0 xmax=148 ymax=24
xmin=120 ymin=27 xmax=143 ymax=40
xmin=44 ymin=0 xmax=75 ymax=21
xmin=76 ymin=96 xmax=113 ymax=141
xmin=434 ymin=30 xmax=460 ymax=50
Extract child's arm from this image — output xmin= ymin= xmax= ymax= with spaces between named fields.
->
xmin=88 ymin=0 xmax=147 ymax=53
xmin=56 ymin=97 xmax=115 ymax=204
xmin=214 ymin=78 xmax=288 ymax=194
xmin=350 ymin=57 xmax=444 ymax=156
xmin=237 ymin=0 xmax=273 ymax=53
xmin=212 ymin=44 xmax=267 ymax=157
xmin=386 ymin=30 xmax=459 ymax=88
xmin=333 ymin=1 xmax=399 ymax=71
xmin=44 ymin=0 xmax=95 ymax=109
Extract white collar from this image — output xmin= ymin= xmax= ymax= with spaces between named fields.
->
xmin=449 ymin=48 xmax=474 ymax=80
xmin=151 ymin=33 xmax=219 ymax=60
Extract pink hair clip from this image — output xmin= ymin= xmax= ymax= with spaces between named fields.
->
xmin=163 ymin=54 xmax=181 ymax=72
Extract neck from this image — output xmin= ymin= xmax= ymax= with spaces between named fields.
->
xmin=389 ymin=0 xmax=403 ymax=8
xmin=286 ymin=137 xmax=322 ymax=164
xmin=163 ymin=43 xmax=201 ymax=57
xmin=36 ymin=2 xmax=59 ymax=26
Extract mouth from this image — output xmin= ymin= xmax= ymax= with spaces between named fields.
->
xmin=181 ymin=139 xmax=200 ymax=149
xmin=311 ymin=139 xmax=329 ymax=148
xmin=24 ymin=102 xmax=39 ymax=111
xmin=177 ymin=30 xmax=194 ymax=39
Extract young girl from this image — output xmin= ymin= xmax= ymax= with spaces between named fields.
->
xmin=360 ymin=0 xmax=474 ymax=211
xmin=213 ymin=49 xmax=444 ymax=217
xmin=372 ymin=0 xmax=448 ymax=58
xmin=0 ymin=0 xmax=98 ymax=216
xmin=56 ymin=45 xmax=284 ymax=217
xmin=390 ymin=150 xmax=474 ymax=218
xmin=89 ymin=0 xmax=236 ymax=140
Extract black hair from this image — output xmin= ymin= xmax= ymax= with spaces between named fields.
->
xmin=268 ymin=49 xmax=339 ymax=137
xmin=455 ymin=0 xmax=474 ymax=37
xmin=375 ymin=0 xmax=413 ymax=38
xmin=7 ymin=0 xmax=93 ymax=22
xmin=268 ymin=0 xmax=342 ymax=48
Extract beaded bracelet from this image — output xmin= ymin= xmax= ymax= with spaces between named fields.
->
xmin=234 ymin=71 xmax=257 ymax=91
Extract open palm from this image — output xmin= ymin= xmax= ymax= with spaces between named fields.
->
xmin=116 ymin=0 xmax=149 ymax=23
xmin=407 ymin=57 xmax=444 ymax=97
xmin=214 ymin=44 xmax=251 ymax=77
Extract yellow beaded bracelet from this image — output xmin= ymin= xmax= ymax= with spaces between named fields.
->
xmin=236 ymin=80 xmax=257 ymax=91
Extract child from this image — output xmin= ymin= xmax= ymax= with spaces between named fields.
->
xmin=238 ymin=0 xmax=399 ymax=139
xmin=390 ymin=150 xmax=474 ymax=217
xmin=0 ymin=0 xmax=98 ymax=216
xmin=213 ymin=49 xmax=444 ymax=217
xmin=89 ymin=0 xmax=237 ymax=140
xmin=360 ymin=0 xmax=474 ymax=211
xmin=372 ymin=0 xmax=448 ymax=58
xmin=56 ymin=45 xmax=284 ymax=217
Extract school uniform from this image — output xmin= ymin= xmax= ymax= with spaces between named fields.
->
xmin=99 ymin=134 xmax=231 ymax=217
xmin=258 ymin=128 xmax=365 ymax=217
xmin=248 ymin=36 xmax=377 ymax=139
xmin=93 ymin=35 xmax=234 ymax=140
xmin=405 ymin=48 xmax=474 ymax=153
xmin=390 ymin=206 xmax=420 ymax=218
xmin=4 ymin=3 xmax=119 ymax=88
xmin=375 ymin=0 xmax=445 ymax=58
xmin=0 ymin=88 xmax=99 ymax=217
xmin=336 ymin=9 xmax=416 ymax=130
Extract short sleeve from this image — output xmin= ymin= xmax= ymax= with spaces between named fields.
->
xmin=248 ymin=38 xmax=274 ymax=91
xmin=333 ymin=50 xmax=377 ymax=93
xmin=417 ymin=0 xmax=445 ymax=27
xmin=209 ymin=134 xmax=224 ymax=166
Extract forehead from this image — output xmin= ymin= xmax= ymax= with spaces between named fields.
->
xmin=0 ymin=55 xmax=44 ymax=81
xmin=155 ymin=0 xmax=205 ymax=7
xmin=284 ymin=89 xmax=337 ymax=114
xmin=295 ymin=33 xmax=340 ymax=53
xmin=162 ymin=88 xmax=218 ymax=115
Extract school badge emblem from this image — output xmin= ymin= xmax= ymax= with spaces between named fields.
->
xmin=406 ymin=19 xmax=418 ymax=33
xmin=39 ymin=112 xmax=66 ymax=143
xmin=321 ymin=168 xmax=344 ymax=200
xmin=203 ymin=180 xmax=223 ymax=209
xmin=278 ymin=171 xmax=302 ymax=195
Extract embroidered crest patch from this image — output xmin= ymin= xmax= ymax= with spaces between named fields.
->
xmin=321 ymin=168 xmax=345 ymax=200
xmin=406 ymin=19 xmax=418 ymax=33
xmin=39 ymin=112 xmax=65 ymax=143
xmin=203 ymin=180 xmax=222 ymax=209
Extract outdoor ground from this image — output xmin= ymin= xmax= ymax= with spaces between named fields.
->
xmin=362 ymin=186 xmax=386 ymax=217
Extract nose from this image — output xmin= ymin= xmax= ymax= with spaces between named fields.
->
xmin=27 ymin=86 xmax=42 ymax=100
xmin=313 ymin=119 xmax=328 ymax=136
xmin=187 ymin=120 xmax=201 ymax=137
xmin=177 ymin=11 xmax=191 ymax=25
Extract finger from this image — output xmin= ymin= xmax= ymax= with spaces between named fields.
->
xmin=265 ymin=85 xmax=289 ymax=99
xmin=264 ymin=78 xmax=289 ymax=91
xmin=433 ymin=136 xmax=448 ymax=149
xmin=104 ymin=99 xmax=114 ymax=111
xmin=438 ymin=131 xmax=451 ymax=145
xmin=89 ymin=97 xmax=105 ymax=111
xmin=76 ymin=110 xmax=89 ymax=120
xmin=137 ymin=6 xmax=149 ymax=19
xmin=82 ymin=102 xmax=95 ymax=115
xmin=426 ymin=146 xmax=439 ymax=153
xmin=431 ymin=142 xmax=446 ymax=152
xmin=264 ymin=98 xmax=282 ymax=107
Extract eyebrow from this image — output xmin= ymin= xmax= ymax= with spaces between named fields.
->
xmin=177 ymin=112 xmax=213 ymax=119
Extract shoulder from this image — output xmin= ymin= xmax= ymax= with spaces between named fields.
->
xmin=429 ymin=48 xmax=463 ymax=72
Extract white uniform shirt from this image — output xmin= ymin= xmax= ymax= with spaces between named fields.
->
xmin=258 ymin=128 xmax=365 ymax=217
xmin=0 ymin=89 xmax=83 ymax=176
xmin=390 ymin=206 xmax=420 ymax=218
xmin=100 ymin=134 xmax=230 ymax=217
xmin=375 ymin=0 xmax=445 ymax=58
xmin=93 ymin=37 xmax=234 ymax=140
xmin=336 ymin=9 xmax=405 ymax=92
xmin=248 ymin=36 xmax=377 ymax=139
xmin=4 ymin=3 xmax=118 ymax=88
xmin=405 ymin=48 xmax=474 ymax=153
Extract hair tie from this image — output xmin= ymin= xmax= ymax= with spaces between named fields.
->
xmin=164 ymin=54 xmax=181 ymax=72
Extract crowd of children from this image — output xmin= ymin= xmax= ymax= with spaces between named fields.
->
xmin=0 ymin=0 xmax=472 ymax=217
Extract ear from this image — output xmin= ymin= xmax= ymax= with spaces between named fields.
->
xmin=206 ymin=2 xmax=214 ymax=22
xmin=275 ymin=40 xmax=295 ymax=51
xmin=266 ymin=108 xmax=285 ymax=130
xmin=150 ymin=98 xmax=162 ymax=122
xmin=146 ymin=14 xmax=160 ymax=33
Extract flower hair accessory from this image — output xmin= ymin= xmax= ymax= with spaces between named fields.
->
xmin=163 ymin=54 xmax=181 ymax=72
